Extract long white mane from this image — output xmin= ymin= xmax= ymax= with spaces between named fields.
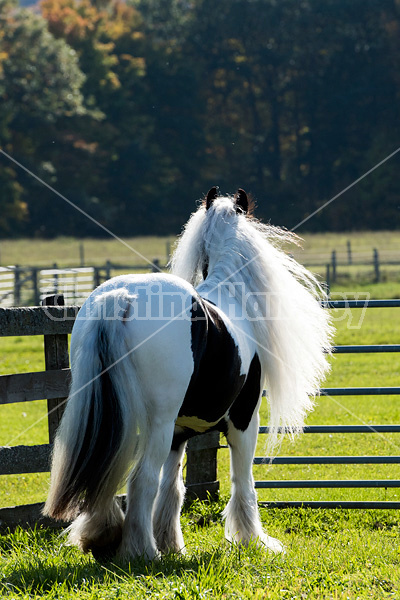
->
xmin=171 ymin=194 xmax=333 ymax=447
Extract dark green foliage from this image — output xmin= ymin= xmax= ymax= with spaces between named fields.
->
xmin=1 ymin=0 xmax=400 ymax=237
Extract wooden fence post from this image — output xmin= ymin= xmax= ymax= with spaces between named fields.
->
xmin=52 ymin=263 xmax=58 ymax=295
xmin=373 ymin=249 xmax=380 ymax=283
xmin=79 ymin=242 xmax=85 ymax=267
xmin=325 ymin=264 xmax=331 ymax=298
xmin=347 ymin=240 xmax=352 ymax=265
xmin=105 ymin=260 xmax=111 ymax=280
xmin=151 ymin=258 xmax=161 ymax=273
xmin=331 ymin=250 xmax=337 ymax=283
xmin=42 ymin=294 xmax=70 ymax=443
xmin=93 ymin=266 xmax=101 ymax=288
xmin=14 ymin=265 xmax=20 ymax=306
xmin=31 ymin=267 xmax=40 ymax=306
xmin=185 ymin=431 xmax=220 ymax=500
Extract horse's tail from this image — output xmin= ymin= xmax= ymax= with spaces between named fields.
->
xmin=44 ymin=289 xmax=143 ymax=522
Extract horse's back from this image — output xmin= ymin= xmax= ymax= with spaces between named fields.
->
xmin=74 ymin=273 xmax=198 ymax=340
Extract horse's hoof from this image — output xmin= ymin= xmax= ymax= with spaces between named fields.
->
xmin=81 ymin=523 xmax=123 ymax=563
xmin=90 ymin=540 xmax=120 ymax=563
xmin=262 ymin=535 xmax=285 ymax=554
xmin=117 ymin=543 xmax=160 ymax=563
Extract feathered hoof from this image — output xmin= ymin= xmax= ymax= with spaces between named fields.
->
xmin=158 ymin=543 xmax=187 ymax=557
xmin=79 ymin=523 xmax=123 ymax=563
xmin=155 ymin=533 xmax=186 ymax=556
xmin=89 ymin=536 xmax=122 ymax=563
xmin=117 ymin=541 xmax=160 ymax=563
xmin=260 ymin=534 xmax=285 ymax=554
xmin=65 ymin=514 xmax=122 ymax=563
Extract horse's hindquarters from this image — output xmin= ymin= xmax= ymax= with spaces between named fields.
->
xmin=80 ymin=274 xmax=200 ymax=420
xmin=123 ymin=312 xmax=195 ymax=418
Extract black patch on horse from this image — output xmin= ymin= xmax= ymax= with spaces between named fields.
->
xmin=178 ymin=296 xmax=245 ymax=426
xmin=171 ymin=418 xmax=229 ymax=451
xmin=228 ymin=353 xmax=261 ymax=431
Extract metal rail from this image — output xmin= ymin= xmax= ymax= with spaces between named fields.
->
xmin=321 ymin=387 xmax=400 ymax=395
xmin=259 ymin=501 xmax=400 ymax=509
xmin=321 ymin=299 xmax=400 ymax=308
xmin=254 ymin=456 xmax=400 ymax=465
xmin=334 ymin=344 xmax=400 ymax=353
xmin=259 ymin=425 xmax=400 ymax=434
xmin=255 ymin=480 xmax=400 ymax=489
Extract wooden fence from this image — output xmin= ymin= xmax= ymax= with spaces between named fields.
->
xmin=324 ymin=248 xmax=385 ymax=287
xmin=0 ymin=295 xmax=218 ymax=531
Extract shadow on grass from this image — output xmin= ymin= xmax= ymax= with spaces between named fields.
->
xmin=4 ymin=506 xmax=398 ymax=597
xmin=1 ymin=524 xmax=243 ymax=596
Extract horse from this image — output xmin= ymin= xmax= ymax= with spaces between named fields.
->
xmin=44 ymin=187 xmax=333 ymax=561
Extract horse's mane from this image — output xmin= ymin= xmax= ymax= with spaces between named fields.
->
xmin=171 ymin=195 xmax=333 ymax=450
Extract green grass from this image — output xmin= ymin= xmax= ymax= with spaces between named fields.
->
xmin=0 ymin=503 xmax=399 ymax=599
xmin=0 ymin=335 xmax=50 ymax=507
xmin=1 ymin=280 xmax=400 ymax=598
xmin=330 ymin=281 xmax=400 ymax=300
xmin=0 ymin=236 xmax=175 ymax=268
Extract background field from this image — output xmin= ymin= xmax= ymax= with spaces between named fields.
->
xmin=2 ymin=232 xmax=400 ymax=304
xmin=1 ymin=233 xmax=400 ymax=598
xmin=1 ymin=230 xmax=400 ymax=268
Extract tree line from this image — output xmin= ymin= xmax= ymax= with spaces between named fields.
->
xmin=1 ymin=0 xmax=400 ymax=238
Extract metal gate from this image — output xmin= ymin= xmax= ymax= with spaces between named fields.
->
xmin=256 ymin=299 xmax=400 ymax=509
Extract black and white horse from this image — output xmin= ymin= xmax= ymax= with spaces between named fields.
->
xmin=44 ymin=188 xmax=332 ymax=561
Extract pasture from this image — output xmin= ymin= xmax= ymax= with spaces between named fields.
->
xmin=1 ymin=229 xmax=400 ymax=598
xmin=1 ymin=230 xmax=400 ymax=269
xmin=0 ymin=507 xmax=398 ymax=599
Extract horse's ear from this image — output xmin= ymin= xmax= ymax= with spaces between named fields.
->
xmin=235 ymin=188 xmax=249 ymax=214
xmin=206 ymin=186 xmax=219 ymax=210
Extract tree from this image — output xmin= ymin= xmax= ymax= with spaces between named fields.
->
xmin=0 ymin=0 xmax=88 ymax=235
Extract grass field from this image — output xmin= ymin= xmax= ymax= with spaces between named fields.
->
xmin=1 ymin=230 xmax=400 ymax=269
xmin=0 ymin=236 xmax=176 ymax=268
xmin=1 ymin=237 xmax=400 ymax=598
xmin=0 ymin=506 xmax=398 ymax=599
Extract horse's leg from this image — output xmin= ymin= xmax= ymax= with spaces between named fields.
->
xmin=119 ymin=421 xmax=175 ymax=561
xmin=153 ymin=441 xmax=187 ymax=554
xmin=224 ymin=412 xmax=284 ymax=553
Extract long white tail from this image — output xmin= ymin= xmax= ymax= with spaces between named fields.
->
xmin=44 ymin=290 xmax=143 ymax=522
